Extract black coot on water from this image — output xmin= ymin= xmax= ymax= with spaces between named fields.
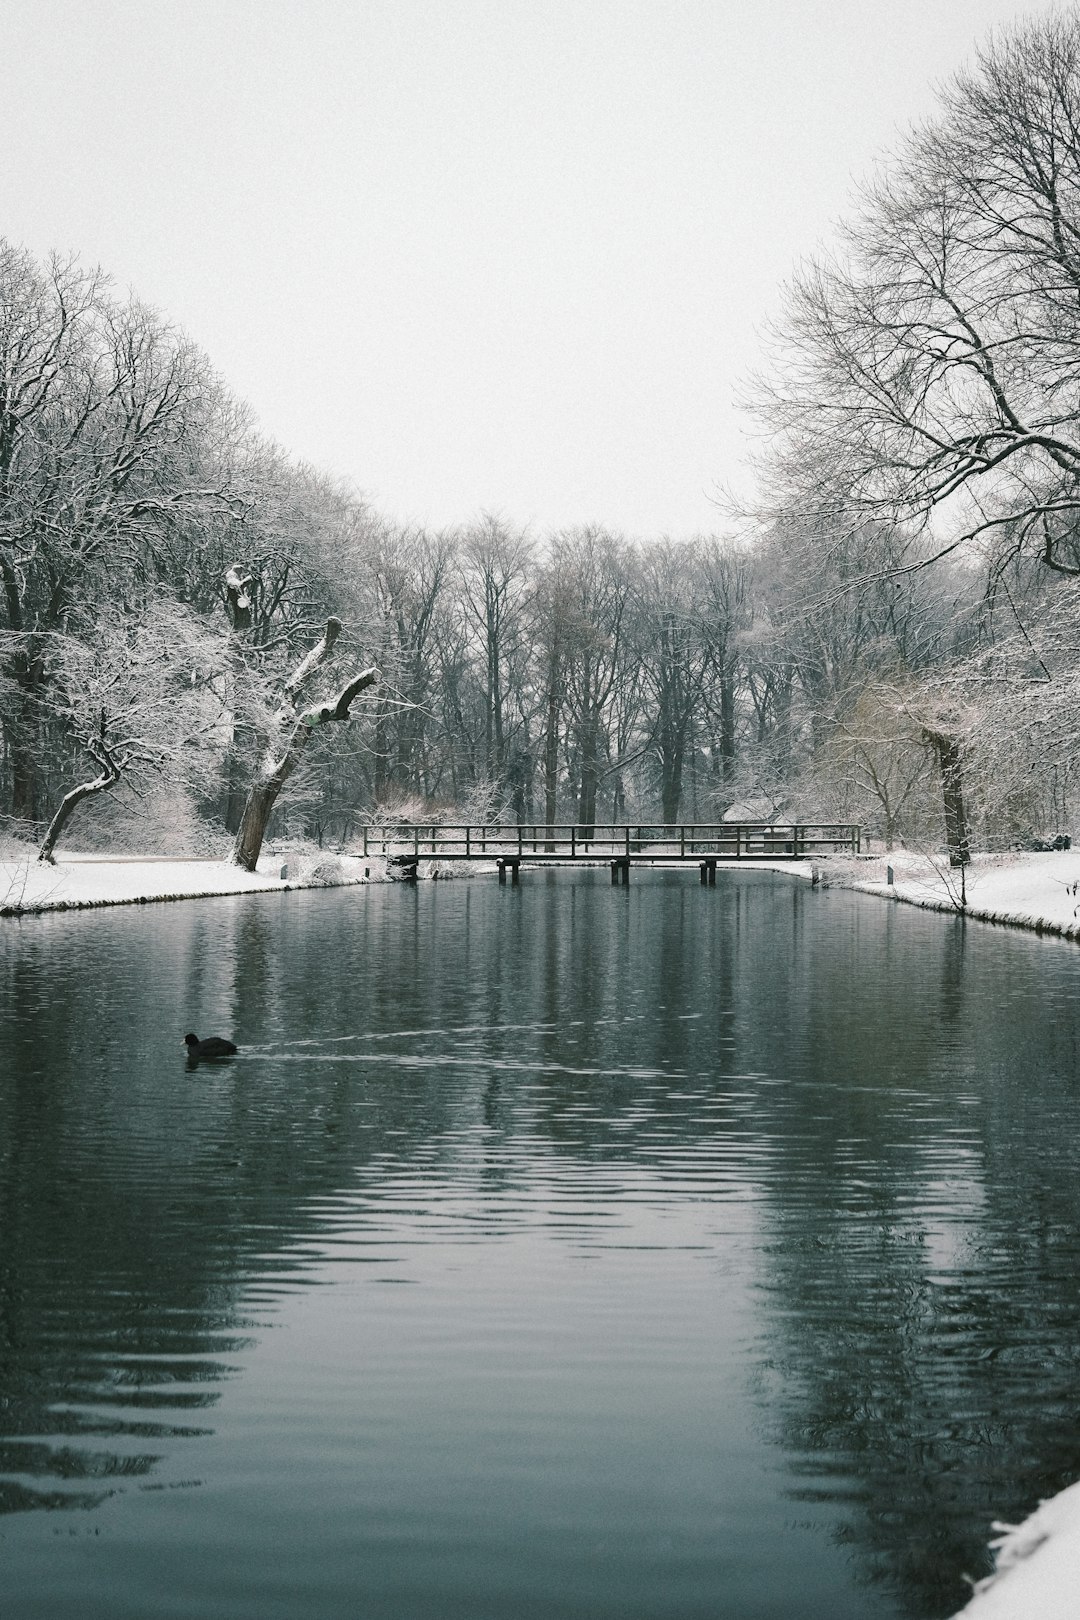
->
xmin=184 ymin=1033 xmax=238 ymax=1060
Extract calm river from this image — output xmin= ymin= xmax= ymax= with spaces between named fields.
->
xmin=3 ymin=869 xmax=1080 ymax=1618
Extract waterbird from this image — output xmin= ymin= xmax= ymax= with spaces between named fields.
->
xmin=184 ymin=1032 xmax=238 ymax=1060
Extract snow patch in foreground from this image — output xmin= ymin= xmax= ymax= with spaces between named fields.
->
xmin=952 ymin=1479 xmax=1080 ymax=1619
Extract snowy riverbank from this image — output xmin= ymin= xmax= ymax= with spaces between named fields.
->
xmin=948 ymin=1480 xmax=1080 ymax=1620
xmin=0 ymin=846 xmax=377 ymax=914
xmin=4 ymin=836 xmax=1080 ymax=1612
xmin=823 ymin=846 xmax=1080 ymax=943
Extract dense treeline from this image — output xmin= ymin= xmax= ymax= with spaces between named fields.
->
xmin=4 ymin=10 xmax=1080 ymax=859
xmin=746 ymin=8 xmax=1080 ymax=860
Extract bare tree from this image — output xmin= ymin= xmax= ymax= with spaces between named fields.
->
xmin=632 ymin=540 xmax=710 ymax=823
xmin=553 ymin=527 xmax=631 ymax=833
xmin=212 ymin=456 xmax=376 ymax=832
xmin=34 ymin=599 xmax=228 ymax=862
xmin=942 ymin=570 xmax=1080 ymax=846
xmin=528 ymin=554 xmax=575 ymax=836
xmin=748 ymin=13 xmax=1080 ymax=579
xmin=458 ymin=514 xmax=533 ymax=782
xmin=231 ymin=614 xmax=376 ymax=871
xmin=698 ymin=538 xmax=752 ymax=790
xmin=359 ymin=523 xmax=455 ymax=805
xmin=816 ymin=680 xmax=935 ymax=848
xmin=0 ymin=241 xmax=238 ymax=822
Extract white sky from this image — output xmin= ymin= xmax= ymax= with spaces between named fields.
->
xmin=0 ymin=0 xmax=1064 ymax=539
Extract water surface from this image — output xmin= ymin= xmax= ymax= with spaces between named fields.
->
xmin=3 ymin=870 xmax=1080 ymax=1618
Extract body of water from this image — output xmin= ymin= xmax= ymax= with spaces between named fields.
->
xmin=3 ymin=869 xmax=1080 ymax=1618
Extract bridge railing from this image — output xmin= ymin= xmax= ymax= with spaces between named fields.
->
xmin=357 ymin=822 xmax=862 ymax=860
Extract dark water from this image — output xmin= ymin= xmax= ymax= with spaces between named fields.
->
xmin=2 ymin=870 xmax=1080 ymax=1619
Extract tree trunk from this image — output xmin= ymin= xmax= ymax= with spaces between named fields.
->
xmin=220 ymin=654 xmax=253 ymax=832
xmin=543 ymin=650 xmax=560 ymax=846
xmin=719 ymin=662 xmax=736 ymax=781
xmin=231 ymin=618 xmax=376 ymax=871
xmin=225 ymin=565 xmax=254 ymax=631
xmin=38 ymin=739 xmax=122 ymax=863
xmin=661 ymin=746 xmax=683 ymax=825
xmin=486 ymin=616 xmax=505 ymax=778
xmin=578 ymin=720 xmax=599 ymax=836
xmin=925 ymin=728 xmax=970 ymax=868
xmin=232 ymin=747 xmax=302 ymax=872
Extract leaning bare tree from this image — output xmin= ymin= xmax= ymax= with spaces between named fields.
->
xmin=35 ymin=601 xmax=229 ymax=864
xmin=231 ymin=614 xmax=376 ymax=871
xmin=38 ymin=727 xmax=125 ymax=864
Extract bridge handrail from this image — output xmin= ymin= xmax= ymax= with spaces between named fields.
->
xmin=356 ymin=822 xmax=862 ymax=859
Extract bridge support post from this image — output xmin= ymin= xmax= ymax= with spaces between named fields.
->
xmin=611 ymin=858 xmax=630 ymax=884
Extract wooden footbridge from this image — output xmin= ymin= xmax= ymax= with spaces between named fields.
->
xmin=357 ymin=822 xmax=862 ymax=883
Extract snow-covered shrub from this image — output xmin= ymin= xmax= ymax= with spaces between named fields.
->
xmin=74 ymin=782 xmax=230 ymax=857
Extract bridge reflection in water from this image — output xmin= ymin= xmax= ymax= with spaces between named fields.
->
xmin=357 ymin=821 xmax=863 ymax=883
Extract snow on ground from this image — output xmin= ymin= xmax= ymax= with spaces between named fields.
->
xmin=950 ymin=1480 xmax=1080 ymax=1619
xmin=4 ymin=835 xmax=1080 ymax=1612
xmin=0 ymin=845 xmax=376 ymax=913
xmin=828 ymin=846 xmax=1080 ymax=942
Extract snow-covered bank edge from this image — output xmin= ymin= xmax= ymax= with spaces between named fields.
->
xmin=948 ymin=1480 xmax=1080 ymax=1620
xmin=0 ymin=850 xmax=383 ymax=916
xmin=817 ymin=848 xmax=1080 ymax=945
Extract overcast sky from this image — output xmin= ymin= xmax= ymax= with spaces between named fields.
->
xmin=1 ymin=0 xmax=1064 ymax=538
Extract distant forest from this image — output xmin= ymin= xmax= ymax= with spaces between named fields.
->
xmin=4 ymin=10 xmax=1080 ymax=861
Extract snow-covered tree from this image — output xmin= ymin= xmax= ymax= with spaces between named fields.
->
xmin=230 ymin=612 xmax=376 ymax=871
xmin=34 ymin=598 xmax=229 ymax=862
xmin=0 ymin=241 xmax=240 ymax=823
xmin=748 ymin=13 xmax=1080 ymax=575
